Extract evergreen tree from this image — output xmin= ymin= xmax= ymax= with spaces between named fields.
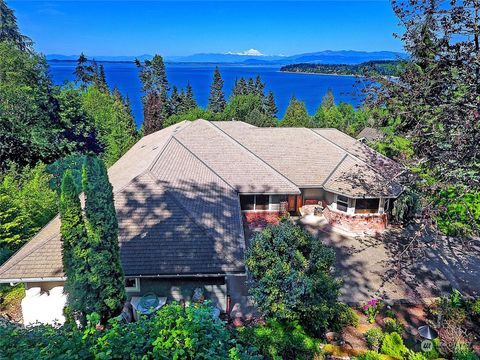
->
xmin=321 ymin=88 xmax=335 ymax=109
xmin=142 ymin=92 xmax=165 ymax=135
xmin=254 ymin=75 xmax=265 ymax=97
xmin=59 ymin=170 xmax=90 ymax=318
xmin=281 ymin=96 xmax=312 ymax=127
xmin=237 ymin=78 xmax=247 ymax=95
xmin=184 ymin=83 xmax=197 ymax=111
xmin=208 ymin=66 xmax=226 ymax=113
xmin=136 ymin=54 xmax=170 ymax=133
xmin=74 ymin=53 xmax=94 ymax=87
xmin=95 ymin=64 xmax=109 ymax=93
xmin=169 ymin=85 xmax=182 ymax=115
xmin=265 ymin=91 xmax=278 ymax=119
xmin=82 ymin=156 xmax=126 ymax=323
xmin=0 ymin=0 xmax=33 ymax=51
xmin=246 ymin=77 xmax=256 ymax=94
xmin=248 ymin=107 xmax=277 ymax=127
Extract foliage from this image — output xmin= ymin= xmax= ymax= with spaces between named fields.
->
xmin=421 ymin=338 xmax=441 ymax=360
xmin=356 ymin=351 xmax=384 ymax=360
xmin=0 ymin=163 xmax=57 ymax=251
xmin=81 ymin=156 xmax=126 ymax=323
xmin=281 ymin=96 xmax=312 ymax=127
xmin=363 ymin=299 xmax=383 ymax=324
xmin=369 ymin=136 xmax=413 ymax=161
xmin=0 ymin=283 xmax=24 ymax=311
xmin=407 ymin=351 xmax=427 ymax=360
xmin=0 ymin=0 xmax=33 ymax=51
xmin=435 ymin=186 xmax=480 ymax=237
xmin=281 ymin=60 xmax=404 ymax=77
xmin=46 ymin=154 xmax=86 ymax=194
xmin=236 ymin=319 xmax=322 ymax=360
xmin=164 ymin=106 xmax=214 ymax=127
xmin=0 ymin=303 xmax=258 ymax=359
xmin=81 ymin=86 xmax=138 ymax=166
xmin=222 ymin=94 xmax=276 ymax=126
xmin=59 ymin=170 xmax=90 ymax=319
xmin=390 ymin=188 xmax=421 ymax=225
xmin=380 ymin=332 xmax=408 ymax=360
xmin=452 ymin=343 xmax=479 ymax=360
xmin=208 ymin=66 xmax=226 ymax=113
xmin=334 ymin=303 xmax=359 ymax=330
xmin=364 ymin=327 xmax=385 ymax=352
xmin=136 ymin=54 xmax=170 ymax=134
xmin=470 ymin=298 xmax=480 ymax=316
xmin=364 ymin=0 xmax=480 ymax=236
xmin=245 ymin=222 xmax=346 ymax=336
xmin=383 ymin=318 xmax=404 ymax=334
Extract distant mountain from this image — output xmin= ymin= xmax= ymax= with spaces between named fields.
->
xmin=46 ymin=50 xmax=407 ymax=65
xmin=46 ymin=54 xmax=152 ymax=62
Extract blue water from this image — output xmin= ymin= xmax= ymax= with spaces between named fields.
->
xmin=48 ymin=61 xmax=365 ymax=127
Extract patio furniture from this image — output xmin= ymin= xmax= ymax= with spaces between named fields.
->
xmin=131 ymin=293 xmax=167 ymax=321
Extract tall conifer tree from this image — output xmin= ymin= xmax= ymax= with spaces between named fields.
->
xmin=208 ymin=66 xmax=226 ymax=113
xmin=265 ymin=91 xmax=278 ymax=119
xmin=0 ymin=0 xmax=33 ymax=51
xmin=82 ymin=156 xmax=126 ymax=323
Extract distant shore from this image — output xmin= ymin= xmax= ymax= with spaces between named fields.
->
xmin=279 ymin=70 xmax=364 ymax=78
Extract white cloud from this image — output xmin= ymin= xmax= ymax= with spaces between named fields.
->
xmin=226 ymin=49 xmax=265 ymax=56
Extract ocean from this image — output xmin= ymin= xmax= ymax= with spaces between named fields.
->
xmin=48 ymin=61 xmax=366 ymax=127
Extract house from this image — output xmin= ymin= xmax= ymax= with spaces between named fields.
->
xmin=0 ymin=120 xmax=404 ymax=317
xmin=356 ymin=127 xmax=386 ymax=143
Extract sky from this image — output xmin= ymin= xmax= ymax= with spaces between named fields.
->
xmin=10 ymin=1 xmax=403 ymax=56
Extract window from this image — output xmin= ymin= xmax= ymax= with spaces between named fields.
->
xmin=355 ymin=198 xmax=380 ymax=214
xmin=336 ymin=195 xmax=348 ymax=212
xmin=269 ymin=195 xmax=287 ymax=211
xmin=255 ymin=195 xmax=269 ymax=210
xmin=125 ymin=278 xmax=140 ymax=292
xmin=240 ymin=195 xmax=255 ymax=210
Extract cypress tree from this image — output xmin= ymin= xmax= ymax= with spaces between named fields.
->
xmin=265 ymin=91 xmax=278 ymax=119
xmin=321 ymin=88 xmax=335 ymax=109
xmin=208 ymin=66 xmax=226 ymax=113
xmin=82 ymin=156 xmax=126 ymax=323
xmin=59 ymin=170 xmax=90 ymax=319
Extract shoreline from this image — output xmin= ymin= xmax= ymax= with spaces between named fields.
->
xmin=279 ymin=70 xmax=365 ymax=78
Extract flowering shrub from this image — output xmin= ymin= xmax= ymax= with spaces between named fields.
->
xmin=363 ymin=299 xmax=383 ymax=323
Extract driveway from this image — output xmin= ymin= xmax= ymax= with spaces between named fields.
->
xmin=298 ymin=216 xmax=480 ymax=303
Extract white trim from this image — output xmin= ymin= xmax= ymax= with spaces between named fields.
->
xmin=125 ymin=277 xmax=140 ymax=292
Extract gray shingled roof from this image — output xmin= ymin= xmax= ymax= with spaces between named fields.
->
xmin=0 ymin=120 xmax=403 ymax=282
xmin=356 ymin=127 xmax=386 ymax=142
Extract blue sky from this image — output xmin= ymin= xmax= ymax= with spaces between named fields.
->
xmin=10 ymin=1 xmax=403 ymax=56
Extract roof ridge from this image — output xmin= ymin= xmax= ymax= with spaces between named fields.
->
xmin=207 ymin=121 xmax=300 ymax=193
xmin=322 ymin=153 xmax=349 ymax=187
xmin=169 ymin=136 xmax=238 ymax=193
xmin=308 ymin=128 xmax=391 ymax=179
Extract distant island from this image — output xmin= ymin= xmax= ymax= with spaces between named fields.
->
xmin=280 ymin=60 xmax=404 ymax=77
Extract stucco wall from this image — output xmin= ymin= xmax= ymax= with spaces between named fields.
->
xmin=323 ymin=205 xmax=388 ymax=233
xmin=26 ymin=281 xmax=65 ymax=291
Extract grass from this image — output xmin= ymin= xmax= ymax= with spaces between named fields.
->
xmin=322 ymin=344 xmax=398 ymax=360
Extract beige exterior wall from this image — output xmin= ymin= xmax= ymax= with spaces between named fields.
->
xmin=25 ymin=281 xmax=65 ymax=292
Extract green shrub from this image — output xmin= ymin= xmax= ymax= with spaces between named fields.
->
xmin=383 ymin=318 xmax=405 ymax=334
xmin=364 ymin=327 xmax=385 ymax=351
xmin=469 ymin=298 xmax=480 ymax=316
xmin=0 ymin=303 xmax=259 ymax=359
xmin=235 ymin=319 xmax=322 ymax=360
xmin=380 ymin=332 xmax=408 ymax=360
xmin=422 ymin=338 xmax=441 ymax=360
xmin=333 ymin=303 xmax=359 ymax=331
xmin=356 ymin=350 xmax=384 ymax=360
xmin=408 ymin=351 xmax=428 ymax=360
xmin=453 ymin=343 xmax=480 ymax=360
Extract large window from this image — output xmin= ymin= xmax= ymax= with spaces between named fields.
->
xmin=355 ymin=198 xmax=380 ymax=214
xmin=240 ymin=195 xmax=288 ymax=211
xmin=336 ymin=195 xmax=349 ymax=212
